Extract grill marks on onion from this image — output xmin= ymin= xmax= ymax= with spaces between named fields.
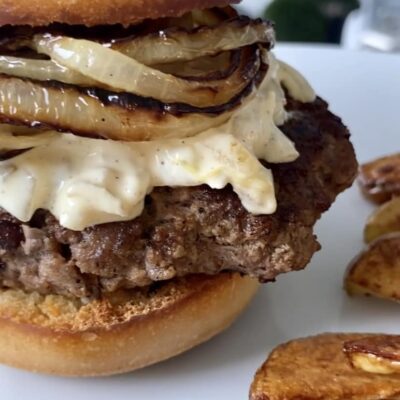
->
xmin=0 ymin=9 xmax=274 ymax=141
xmin=0 ymin=55 xmax=267 ymax=141
xmin=111 ymin=16 xmax=275 ymax=65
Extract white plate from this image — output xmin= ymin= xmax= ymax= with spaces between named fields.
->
xmin=1 ymin=46 xmax=400 ymax=400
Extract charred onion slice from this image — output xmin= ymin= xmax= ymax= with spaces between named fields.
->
xmin=0 ymin=50 xmax=238 ymax=86
xmin=0 ymin=75 xmax=266 ymax=141
xmin=188 ymin=8 xmax=231 ymax=27
xmin=0 ymin=8 xmax=231 ymax=53
xmin=112 ymin=17 xmax=274 ymax=65
xmin=0 ymin=56 xmax=98 ymax=86
xmin=34 ymin=35 xmax=261 ymax=107
xmin=155 ymin=51 xmax=235 ymax=79
xmin=0 ymin=52 xmax=239 ymax=88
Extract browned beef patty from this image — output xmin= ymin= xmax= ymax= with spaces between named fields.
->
xmin=0 ymin=96 xmax=358 ymax=299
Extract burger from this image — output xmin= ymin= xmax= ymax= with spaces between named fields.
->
xmin=0 ymin=0 xmax=357 ymax=376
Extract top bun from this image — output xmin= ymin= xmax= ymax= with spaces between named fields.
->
xmin=0 ymin=0 xmax=239 ymax=26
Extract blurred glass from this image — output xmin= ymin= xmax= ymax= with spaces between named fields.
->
xmin=359 ymin=0 xmax=400 ymax=51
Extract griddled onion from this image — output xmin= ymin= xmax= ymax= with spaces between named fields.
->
xmin=0 ymin=7 xmax=272 ymax=141
xmin=0 ymin=75 xmax=257 ymax=141
xmin=0 ymin=45 xmax=268 ymax=141
xmin=34 ymin=35 xmax=261 ymax=108
xmin=0 ymin=9 xmax=227 ymax=54
xmin=0 ymin=51 xmax=239 ymax=88
xmin=112 ymin=17 xmax=274 ymax=65
xmin=0 ymin=56 xmax=97 ymax=86
xmin=188 ymin=9 xmax=226 ymax=27
xmin=155 ymin=52 xmax=234 ymax=78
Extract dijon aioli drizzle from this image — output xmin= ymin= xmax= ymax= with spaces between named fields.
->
xmin=0 ymin=54 xmax=315 ymax=231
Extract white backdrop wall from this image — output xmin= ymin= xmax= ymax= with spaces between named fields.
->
xmin=238 ymin=0 xmax=272 ymax=17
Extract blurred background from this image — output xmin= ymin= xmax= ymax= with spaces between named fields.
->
xmin=239 ymin=0 xmax=400 ymax=52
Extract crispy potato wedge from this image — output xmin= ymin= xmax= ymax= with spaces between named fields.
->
xmin=345 ymin=234 xmax=400 ymax=303
xmin=365 ymin=197 xmax=400 ymax=243
xmin=249 ymin=333 xmax=400 ymax=400
xmin=359 ymin=153 xmax=400 ymax=204
xmin=344 ymin=336 xmax=400 ymax=375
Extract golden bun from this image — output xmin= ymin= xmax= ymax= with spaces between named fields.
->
xmin=0 ymin=273 xmax=258 ymax=377
xmin=0 ymin=0 xmax=239 ymax=26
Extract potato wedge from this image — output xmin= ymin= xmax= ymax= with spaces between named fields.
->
xmin=249 ymin=333 xmax=400 ymax=400
xmin=365 ymin=197 xmax=400 ymax=243
xmin=344 ymin=336 xmax=400 ymax=375
xmin=345 ymin=234 xmax=400 ymax=303
xmin=359 ymin=153 xmax=400 ymax=204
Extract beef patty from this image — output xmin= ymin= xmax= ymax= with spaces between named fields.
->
xmin=0 ymin=96 xmax=358 ymax=299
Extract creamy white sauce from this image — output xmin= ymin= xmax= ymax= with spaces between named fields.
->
xmin=0 ymin=54 xmax=316 ymax=231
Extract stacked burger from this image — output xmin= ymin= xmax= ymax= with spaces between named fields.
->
xmin=0 ymin=0 xmax=357 ymax=376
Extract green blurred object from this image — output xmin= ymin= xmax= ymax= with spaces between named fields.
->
xmin=265 ymin=0 xmax=360 ymax=43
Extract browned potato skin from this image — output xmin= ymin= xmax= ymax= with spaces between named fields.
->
xmin=249 ymin=333 xmax=400 ymax=400
xmin=359 ymin=153 xmax=400 ymax=204
xmin=365 ymin=197 xmax=400 ymax=243
xmin=344 ymin=234 xmax=400 ymax=303
xmin=344 ymin=336 xmax=400 ymax=374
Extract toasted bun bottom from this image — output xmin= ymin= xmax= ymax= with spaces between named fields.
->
xmin=0 ymin=273 xmax=258 ymax=377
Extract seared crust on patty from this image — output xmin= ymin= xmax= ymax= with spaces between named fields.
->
xmin=0 ymin=96 xmax=358 ymax=299
xmin=0 ymin=0 xmax=238 ymax=27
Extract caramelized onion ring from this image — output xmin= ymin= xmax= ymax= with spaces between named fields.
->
xmin=0 ymin=62 xmax=267 ymax=141
xmin=113 ymin=17 xmax=274 ymax=65
xmin=0 ymin=49 xmax=242 ymax=88
xmin=155 ymin=51 xmax=235 ymax=79
xmin=0 ymin=56 xmax=97 ymax=86
xmin=0 ymin=8 xmax=232 ymax=54
xmin=0 ymin=51 xmax=240 ymax=89
xmin=34 ymin=35 xmax=262 ymax=108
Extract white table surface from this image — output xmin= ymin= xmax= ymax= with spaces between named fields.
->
xmin=1 ymin=46 xmax=400 ymax=400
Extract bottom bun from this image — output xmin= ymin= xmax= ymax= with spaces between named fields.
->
xmin=0 ymin=273 xmax=258 ymax=377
